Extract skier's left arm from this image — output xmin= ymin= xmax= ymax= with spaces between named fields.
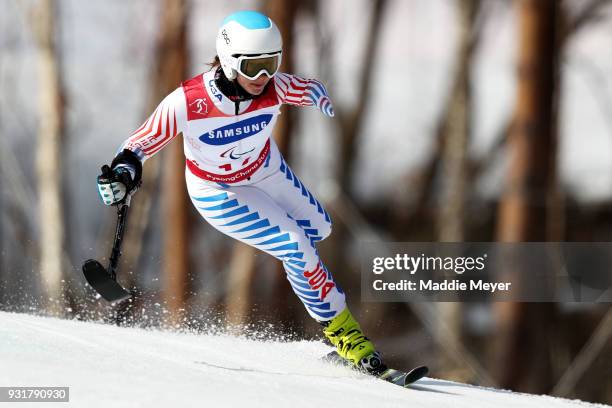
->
xmin=274 ymin=73 xmax=334 ymax=117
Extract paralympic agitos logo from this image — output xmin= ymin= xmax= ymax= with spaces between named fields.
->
xmin=199 ymin=114 xmax=273 ymax=145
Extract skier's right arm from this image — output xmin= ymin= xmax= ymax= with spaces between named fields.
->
xmin=97 ymin=87 xmax=186 ymax=206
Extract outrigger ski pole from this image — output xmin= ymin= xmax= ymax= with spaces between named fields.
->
xmin=82 ymin=165 xmax=132 ymax=302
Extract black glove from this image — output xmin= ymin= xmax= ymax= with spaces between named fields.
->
xmin=97 ymin=149 xmax=142 ymax=206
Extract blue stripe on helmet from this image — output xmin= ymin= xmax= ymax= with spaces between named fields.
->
xmin=222 ymin=11 xmax=271 ymax=30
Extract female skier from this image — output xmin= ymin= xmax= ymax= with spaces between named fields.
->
xmin=97 ymin=10 xmax=384 ymax=375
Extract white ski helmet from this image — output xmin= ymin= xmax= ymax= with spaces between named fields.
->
xmin=216 ymin=11 xmax=283 ymax=80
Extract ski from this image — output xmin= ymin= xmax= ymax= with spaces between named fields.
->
xmin=322 ymin=351 xmax=428 ymax=387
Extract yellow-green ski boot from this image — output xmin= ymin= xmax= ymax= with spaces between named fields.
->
xmin=321 ymin=308 xmax=387 ymax=375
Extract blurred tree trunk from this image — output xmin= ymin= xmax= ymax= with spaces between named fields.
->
xmin=335 ymin=0 xmax=387 ymax=197
xmin=438 ymin=0 xmax=479 ymax=243
xmin=158 ymin=0 xmax=190 ymax=326
xmin=118 ymin=0 xmax=191 ymax=326
xmin=325 ymin=0 xmax=387 ymax=255
xmin=391 ymin=1 xmax=487 ymax=241
xmin=436 ymin=0 xmax=480 ymax=381
xmin=225 ymin=242 xmax=257 ymax=329
xmin=494 ymin=0 xmax=559 ymax=393
xmin=32 ymin=0 xmax=67 ymax=315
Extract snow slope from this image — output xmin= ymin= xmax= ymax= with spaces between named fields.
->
xmin=0 ymin=312 xmax=608 ymax=408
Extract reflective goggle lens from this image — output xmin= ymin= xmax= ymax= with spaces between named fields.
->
xmin=239 ymin=55 xmax=280 ymax=79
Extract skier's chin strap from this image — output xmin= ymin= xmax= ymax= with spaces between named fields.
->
xmin=214 ymin=66 xmax=256 ymax=102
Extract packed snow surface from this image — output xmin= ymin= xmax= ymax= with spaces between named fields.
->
xmin=0 ymin=312 xmax=608 ymax=408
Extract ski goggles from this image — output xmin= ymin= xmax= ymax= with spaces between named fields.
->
xmin=234 ymin=53 xmax=282 ymax=80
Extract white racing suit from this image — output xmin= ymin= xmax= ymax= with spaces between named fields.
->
xmin=118 ymin=68 xmax=345 ymax=321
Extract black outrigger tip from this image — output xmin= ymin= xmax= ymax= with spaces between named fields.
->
xmin=82 ymin=259 xmax=131 ymax=302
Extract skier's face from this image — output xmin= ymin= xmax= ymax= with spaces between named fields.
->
xmin=236 ymin=73 xmax=270 ymax=96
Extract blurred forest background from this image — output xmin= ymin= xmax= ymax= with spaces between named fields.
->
xmin=1 ymin=0 xmax=611 ymax=404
